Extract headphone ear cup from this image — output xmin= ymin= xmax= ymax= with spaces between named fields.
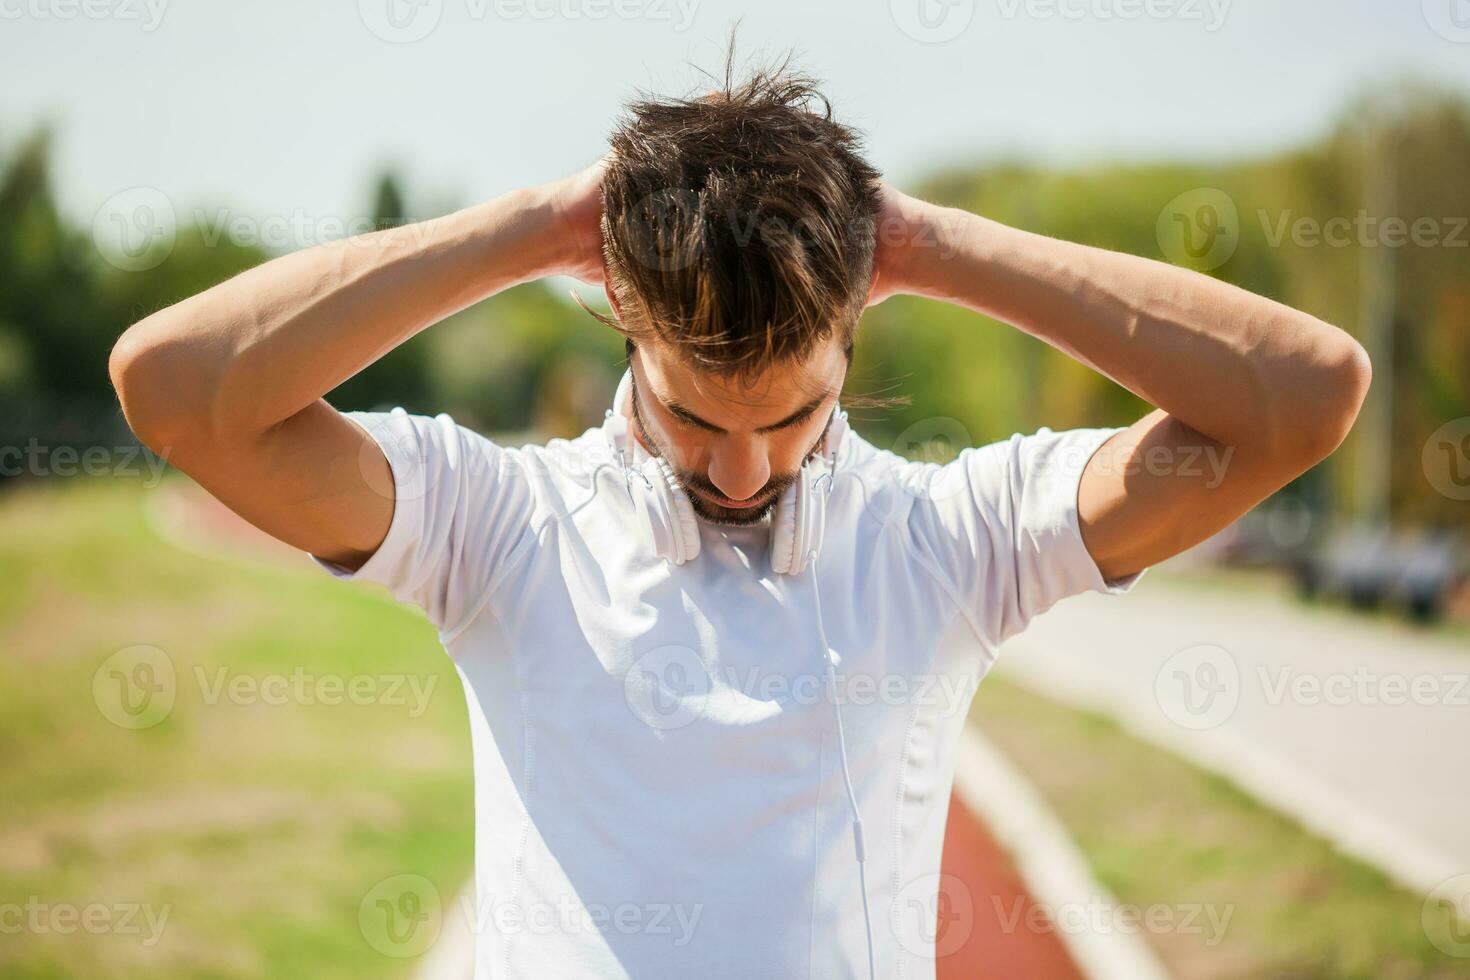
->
xmin=647 ymin=456 xmax=701 ymax=565
xmin=606 ymin=374 xmax=700 ymax=566
xmin=805 ymin=474 xmax=828 ymax=568
xmin=667 ymin=488 xmax=701 ymax=566
xmin=769 ymin=467 xmax=810 ymax=576
xmin=770 ymin=407 xmax=846 ymax=576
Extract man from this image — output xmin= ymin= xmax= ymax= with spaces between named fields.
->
xmin=109 ymin=58 xmax=1370 ymax=979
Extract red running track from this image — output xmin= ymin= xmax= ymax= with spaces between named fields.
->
xmin=938 ymin=793 xmax=1085 ymax=980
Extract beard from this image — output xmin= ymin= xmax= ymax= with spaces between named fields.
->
xmin=679 ymin=471 xmax=792 ymax=526
xmin=629 ymin=374 xmax=828 ymax=527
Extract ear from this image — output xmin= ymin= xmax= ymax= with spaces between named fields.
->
xmin=604 ymin=281 xmax=623 ymax=319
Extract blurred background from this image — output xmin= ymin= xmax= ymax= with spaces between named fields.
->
xmin=1 ymin=1 xmax=1468 ymax=977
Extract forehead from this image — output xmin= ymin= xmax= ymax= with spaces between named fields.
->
xmin=635 ymin=338 xmax=846 ymax=429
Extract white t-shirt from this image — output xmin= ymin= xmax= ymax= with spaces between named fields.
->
xmin=311 ymin=386 xmax=1146 ymax=979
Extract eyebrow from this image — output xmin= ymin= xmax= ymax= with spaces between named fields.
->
xmin=657 ymin=387 xmax=835 ymax=435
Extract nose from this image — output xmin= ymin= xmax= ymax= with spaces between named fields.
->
xmin=706 ymin=439 xmax=771 ymax=503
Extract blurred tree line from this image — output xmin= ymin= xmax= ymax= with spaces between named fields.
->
xmin=1 ymin=78 xmax=1465 ymax=528
xmin=857 ymin=78 xmax=1469 ymax=531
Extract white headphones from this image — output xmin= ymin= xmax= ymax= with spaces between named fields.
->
xmin=601 ymin=367 xmax=849 ymax=575
xmin=601 ymin=367 xmax=877 ymax=977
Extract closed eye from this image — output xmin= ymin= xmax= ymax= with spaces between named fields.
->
xmin=667 ymin=405 xmax=723 ymax=433
xmin=762 ymin=405 xmax=818 ymax=433
xmin=663 ymin=394 xmax=830 ymax=435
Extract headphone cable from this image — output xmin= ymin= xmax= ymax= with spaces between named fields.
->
xmin=808 ymin=545 xmax=878 ymax=980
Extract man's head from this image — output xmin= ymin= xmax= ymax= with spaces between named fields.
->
xmin=586 ymin=49 xmax=882 ymax=524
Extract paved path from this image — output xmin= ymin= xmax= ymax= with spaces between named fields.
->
xmin=995 ymin=571 xmax=1470 ymax=907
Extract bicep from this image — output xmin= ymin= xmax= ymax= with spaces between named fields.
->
xmin=1078 ymin=409 xmax=1301 ymax=582
xmin=162 ymin=398 xmax=395 ymax=571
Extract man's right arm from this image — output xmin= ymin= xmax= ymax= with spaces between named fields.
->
xmin=108 ymin=161 xmax=607 ymax=571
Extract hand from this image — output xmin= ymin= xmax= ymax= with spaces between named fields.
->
xmin=543 ymin=154 xmax=610 ymax=286
xmin=865 ymin=181 xmax=928 ymax=308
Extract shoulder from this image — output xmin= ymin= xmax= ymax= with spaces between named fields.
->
xmin=339 ymin=407 xmax=617 ymax=524
xmin=507 ymin=423 xmax=616 ymax=494
xmin=838 ymin=423 xmax=1122 ymax=539
xmin=846 ymin=424 xmax=1126 ymax=497
xmin=833 ymin=427 xmax=955 ymax=526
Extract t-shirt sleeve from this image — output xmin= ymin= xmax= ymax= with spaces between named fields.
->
xmin=308 ymin=407 xmax=536 ymax=641
xmin=904 ymin=425 xmax=1147 ymax=649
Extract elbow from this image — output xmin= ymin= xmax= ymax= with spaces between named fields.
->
xmin=1283 ymin=331 xmax=1373 ymax=465
xmin=109 ymin=323 xmax=164 ymax=451
xmin=109 ymin=318 xmax=197 ymax=454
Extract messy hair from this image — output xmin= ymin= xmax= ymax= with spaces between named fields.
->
xmin=579 ymin=36 xmax=886 ymax=393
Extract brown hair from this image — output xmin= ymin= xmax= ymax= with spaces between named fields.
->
xmin=579 ymin=38 xmax=884 ymax=391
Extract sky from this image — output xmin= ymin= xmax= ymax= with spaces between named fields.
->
xmin=4 ymin=0 xmax=1470 ymax=234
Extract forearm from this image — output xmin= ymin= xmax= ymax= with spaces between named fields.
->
xmin=111 ymin=184 xmax=560 ymax=445
xmin=897 ymin=202 xmax=1372 ymax=461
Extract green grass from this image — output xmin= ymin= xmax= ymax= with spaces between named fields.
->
xmin=0 ymin=477 xmax=472 ymax=978
xmin=972 ymin=677 xmax=1470 ymax=980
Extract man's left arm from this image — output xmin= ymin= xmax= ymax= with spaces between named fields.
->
xmin=869 ymin=185 xmax=1373 ymax=583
